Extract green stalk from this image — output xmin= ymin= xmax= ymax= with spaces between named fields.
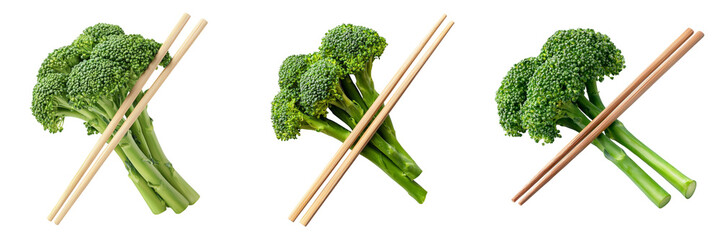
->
xmin=352 ymin=66 xmax=416 ymax=174
xmin=136 ymin=107 xmax=200 ymax=204
xmin=560 ymin=108 xmax=671 ymax=208
xmin=303 ymin=116 xmax=427 ymax=203
xmin=82 ymin=115 xmax=166 ymax=214
xmin=114 ymin=147 xmax=166 ymax=214
xmin=584 ymin=80 xmax=604 ymax=107
xmin=115 ymin=131 xmax=189 ymax=213
xmin=127 ymin=104 xmax=152 ymax=158
xmin=329 ymin=105 xmax=422 ymax=179
xmin=577 ymin=96 xmax=696 ymax=198
xmin=340 ymin=75 xmax=368 ymax=110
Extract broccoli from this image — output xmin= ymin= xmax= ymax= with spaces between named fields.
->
xmin=32 ymin=23 xmax=197 ymax=214
xmin=497 ymin=29 xmax=694 ymax=207
xmin=271 ymin=24 xmax=427 ymax=203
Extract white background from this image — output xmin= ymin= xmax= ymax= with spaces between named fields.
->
xmin=0 ymin=0 xmax=718 ymax=239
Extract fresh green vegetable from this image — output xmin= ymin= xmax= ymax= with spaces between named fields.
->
xmin=496 ymin=29 xmax=694 ymax=207
xmin=271 ymin=24 xmax=426 ymax=203
xmin=32 ymin=23 xmax=198 ymax=214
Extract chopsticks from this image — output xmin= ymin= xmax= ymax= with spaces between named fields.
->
xmin=290 ymin=15 xmax=454 ymax=226
xmin=49 ymin=16 xmax=207 ymax=225
xmin=47 ymin=13 xmax=190 ymax=222
xmin=513 ymin=29 xmax=704 ymax=205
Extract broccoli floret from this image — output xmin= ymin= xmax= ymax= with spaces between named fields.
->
xmin=299 ymin=58 xmax=364 ymax=120
xmin=66 ymin=58 xmax=131 ymax=110
xmin=496 ymin=57 xmax=540 ymax=137
xmin=32 ymin=73 xmax=73 ymax=133
xmin=37 ymin=46 xmax=82 ymax=78
xmin=271 ymin=89 xmax=304 ymax=141
xmin=278 ymin=54 xmax=309 ymax=91
xmin=91 ymin=34 xmax=171 ymax=75
xmin=72 ymin=23 xmax=125 ymax=59
xmin=319 ymin=24 xmax=387 ymax=75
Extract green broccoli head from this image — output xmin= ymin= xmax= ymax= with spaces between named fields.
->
xmin=37 ymin=46 xmax=82 ymax=78
xmin=539 ymin=28 xmax=625 ymax=83
xmin=66 ymin=58 xmax=131 ymax=109
xmin=271 ymin=89 xmax=305 ymax=141
xmin=32 ymin=73 xmax=71 ymax=133
xmin=278 ymin=54 xmax=309 ymax=90
xmin=497 ymin=29 xmax=625 ymax=144
xmin=299 ymin=58 xmax=345 ymax=118
xmin=521 ymin=55 xmax=585 ymax=143
xmin=72 ymin=23 xmax=125 ymax=59
xmin=319 ymin=24 xmax=387 ymax=74
xmin=496 ymin=57 xmax=540 ymax=137
xmin=91 ymin=34 xmax=171 ymax=75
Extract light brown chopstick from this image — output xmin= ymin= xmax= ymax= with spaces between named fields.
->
xmin=299 ymin=21 xmax=454 ymax=226
xmin=512 ymin=28 xmax=695 ymax=203
xmin=47 ymin=13 xmax=191 ymax=222
xmin=517 ymin=31 xmax=704 ymax=205
xmin=288 ymin=14 xmax=447 ymax=222
xmin=52 ymin=19 xmax=208 ymax=225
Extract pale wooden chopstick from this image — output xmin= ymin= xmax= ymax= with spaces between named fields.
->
xmin=288 ymin=14 xmax=447 ymax=222
xmin=52 ymin=19 xmax=208 ymax=225
xmin=511 ymin=28 xmax=695 ymax=203
xmin=517 ymin=31 xmax=704 ymax=205
xmin=47 ymin=13 xmax=191 ymax=221
xmin=299 ymin=21 xmax=454 ymax=226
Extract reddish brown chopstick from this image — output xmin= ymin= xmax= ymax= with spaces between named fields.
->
xmin=512 ymin=28 xmax=694 ymax=203
xmin=516 ymin=30 xmax=704 ymax=205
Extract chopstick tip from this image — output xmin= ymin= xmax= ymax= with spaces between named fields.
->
xmin=695 ymin=31 xmax=705 ymax=38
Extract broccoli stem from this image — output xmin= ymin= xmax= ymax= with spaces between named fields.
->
xmin=74 ymin=112 xmax=169 ymax=214
xmin=340 ymin=71 xmax=421 ymax=178
xmin=114 ymin=147 xmax=167 ymax=214
xmin=560 ymin=107 xmax=671 ymax=208
xmin=329 ymin=105 xmax=422 ymax=179
xmin=137 ymin=107 xmax=200 ymax=204
xmin=107 ymin=127 xmax=189 ymax=213
xmin=302 ymin=116 xmax=427 ymax=203
xmin=127 ymin=104 xmax=153 ymax=158
xmin=576 ymin=96 xmax=696 ymax=198
xmin=340 ymin=75 xmax=368 ymax=110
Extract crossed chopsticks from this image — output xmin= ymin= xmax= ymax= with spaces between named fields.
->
xmin=47 ymin=13 xmax=207 ymax=225
xmin=288 ymin=15 xmax=454 ymax=226
xmin=513 ymin=29 xmax=704 ymax=205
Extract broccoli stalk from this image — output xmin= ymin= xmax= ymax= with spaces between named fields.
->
xmin=576 ymin=90 xmax=696 ymax=198
xmin=33 ymin=23 xmax=197 ymax=214
xmin=557 ymin=103 xmax=670 ymax=207
xmin=496 ymin=29 xmax=692 ymax=207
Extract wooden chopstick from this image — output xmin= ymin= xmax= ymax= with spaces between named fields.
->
xmin=47 ymin=13 xmax=191 ymax=222
xmin=299 ymin=21 xmax=454 ymax=226
xmin=52 ymin=19 xmax=208 ymax=225
xmin=511 ymin=28 xmax=695 ymax=203
xmin=517 ymin=31 xmax=704 ymax=205
xmin=288 ymin=14 xmax=448 ymax=222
